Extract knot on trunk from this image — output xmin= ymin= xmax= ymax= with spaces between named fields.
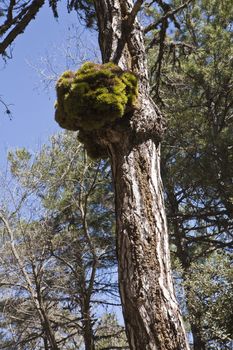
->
xmin=55 ymin=61 xmax=138 ymax=129
xmin=54 ymin=61 xmax=165 ymax=158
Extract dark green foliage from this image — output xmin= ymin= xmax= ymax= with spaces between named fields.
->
xmin=49 ymin=0 xmax=59 ymax=18
xmin=67 ymin=0 xmax=95 ymax=27
xmin=44 ymin=0 xmax=95 ymax=22
xmin=55 ymin=61 xmax=138 ymax=132
xmin=148 ymin=0 xmax=233 ymax=348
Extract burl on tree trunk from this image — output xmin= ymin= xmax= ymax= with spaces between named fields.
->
xmin=93 ymin=1 xmax=190 ymax=349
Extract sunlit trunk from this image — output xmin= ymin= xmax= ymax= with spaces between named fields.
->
xmin=92 ymin=0 xmax=190 ymax=348
xmin=109 ymin=139 xmax=189 ymax=349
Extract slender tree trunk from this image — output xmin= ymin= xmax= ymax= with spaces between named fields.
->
xmin=80 ymin=293 xmax=95 ymax=350
xmin=43 ymin=336 xmax=49 ymax=350
xmin=165 ymin=187 xmax=208 ymax=350
xmin=79 ymin=199 xmax=96 ymax=350
xmin=82 ymin=307 xmax=95 ymax=350
xmin=35 ymin=276 xmax=60 ymax=350
xmin=92 ymin=1 xmax=190 ymax=348
xmin=190 ymin=324 xmax=206 ymax=350
xmin=40 ymin=307 xmax=60 ymax=350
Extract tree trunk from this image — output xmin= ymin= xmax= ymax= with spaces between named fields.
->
xmin=33 ymin=266 xmax=60 ymax=350
xmin=165 ymin=186 xmax=208 ymax=349
xmin=43 ymin=336 xmax=49 ymax=350
xmin=83 ymin=319 xmax=95 ymax=350
xmin=190 ymin=324 xmax=206 ymax=350
xmin=109 ymin=137 xmax=189 ymax=350
xmin=41 ymin=308 xmax=60 ymax=350
xmin=81 ymin=299 xmax=95 ymax=350
xmin=92 ymin=1 xmax=190 ymax=349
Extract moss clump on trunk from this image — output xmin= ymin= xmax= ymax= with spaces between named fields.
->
xmin=55 ymin=62 xmax=138 ymax=132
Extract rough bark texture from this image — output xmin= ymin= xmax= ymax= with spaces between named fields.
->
xmin=92 ymin=1 xmax=190 ymax=349
xmin=110 ymin=138 xmax=189 ymax=350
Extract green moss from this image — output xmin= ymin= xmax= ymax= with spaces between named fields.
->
xmin=55 ymin=62 xmax=138 ymax=132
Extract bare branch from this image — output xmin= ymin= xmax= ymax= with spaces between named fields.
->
xmin=0 ymin=0 xmax=45 ymax=56
xmin=144 ymin=0 xmax=193 ymax=34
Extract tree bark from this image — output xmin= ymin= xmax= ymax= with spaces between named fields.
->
xmin=92 ymin=0 xmax=190 ymax=349
xmin=110 ymin=139 xmax=189 ymax=349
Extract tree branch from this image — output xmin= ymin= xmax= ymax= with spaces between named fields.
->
xmin=126 ymin=0 xmax=144 ymax=28
xmin=0 ymin=0 xmax=45 ymax=56
xmin=144 ymin=0 xmax=193 ymax=34
xmin=112 ymin=0 xmax=144 ymax=64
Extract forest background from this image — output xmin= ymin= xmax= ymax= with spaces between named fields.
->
xmin=0 ymin=1 xmax=232 ymax=350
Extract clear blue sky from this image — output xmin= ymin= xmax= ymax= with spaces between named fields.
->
xmin=0 ymin=2 xmax=98 ymax=167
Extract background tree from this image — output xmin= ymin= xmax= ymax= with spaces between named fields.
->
xmin=148 ymin=0 xmax=233 ymax=348
xmin=183 ymin=252 xmax=233 ymax=349
xmin=0 ymin=132 xmax=126 ymax=350
xmin=95 ymin=314 xmax=128 ymax=350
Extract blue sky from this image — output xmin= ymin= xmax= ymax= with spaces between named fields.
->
xmin=0 ymin=2 xmax=98 ymax=167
